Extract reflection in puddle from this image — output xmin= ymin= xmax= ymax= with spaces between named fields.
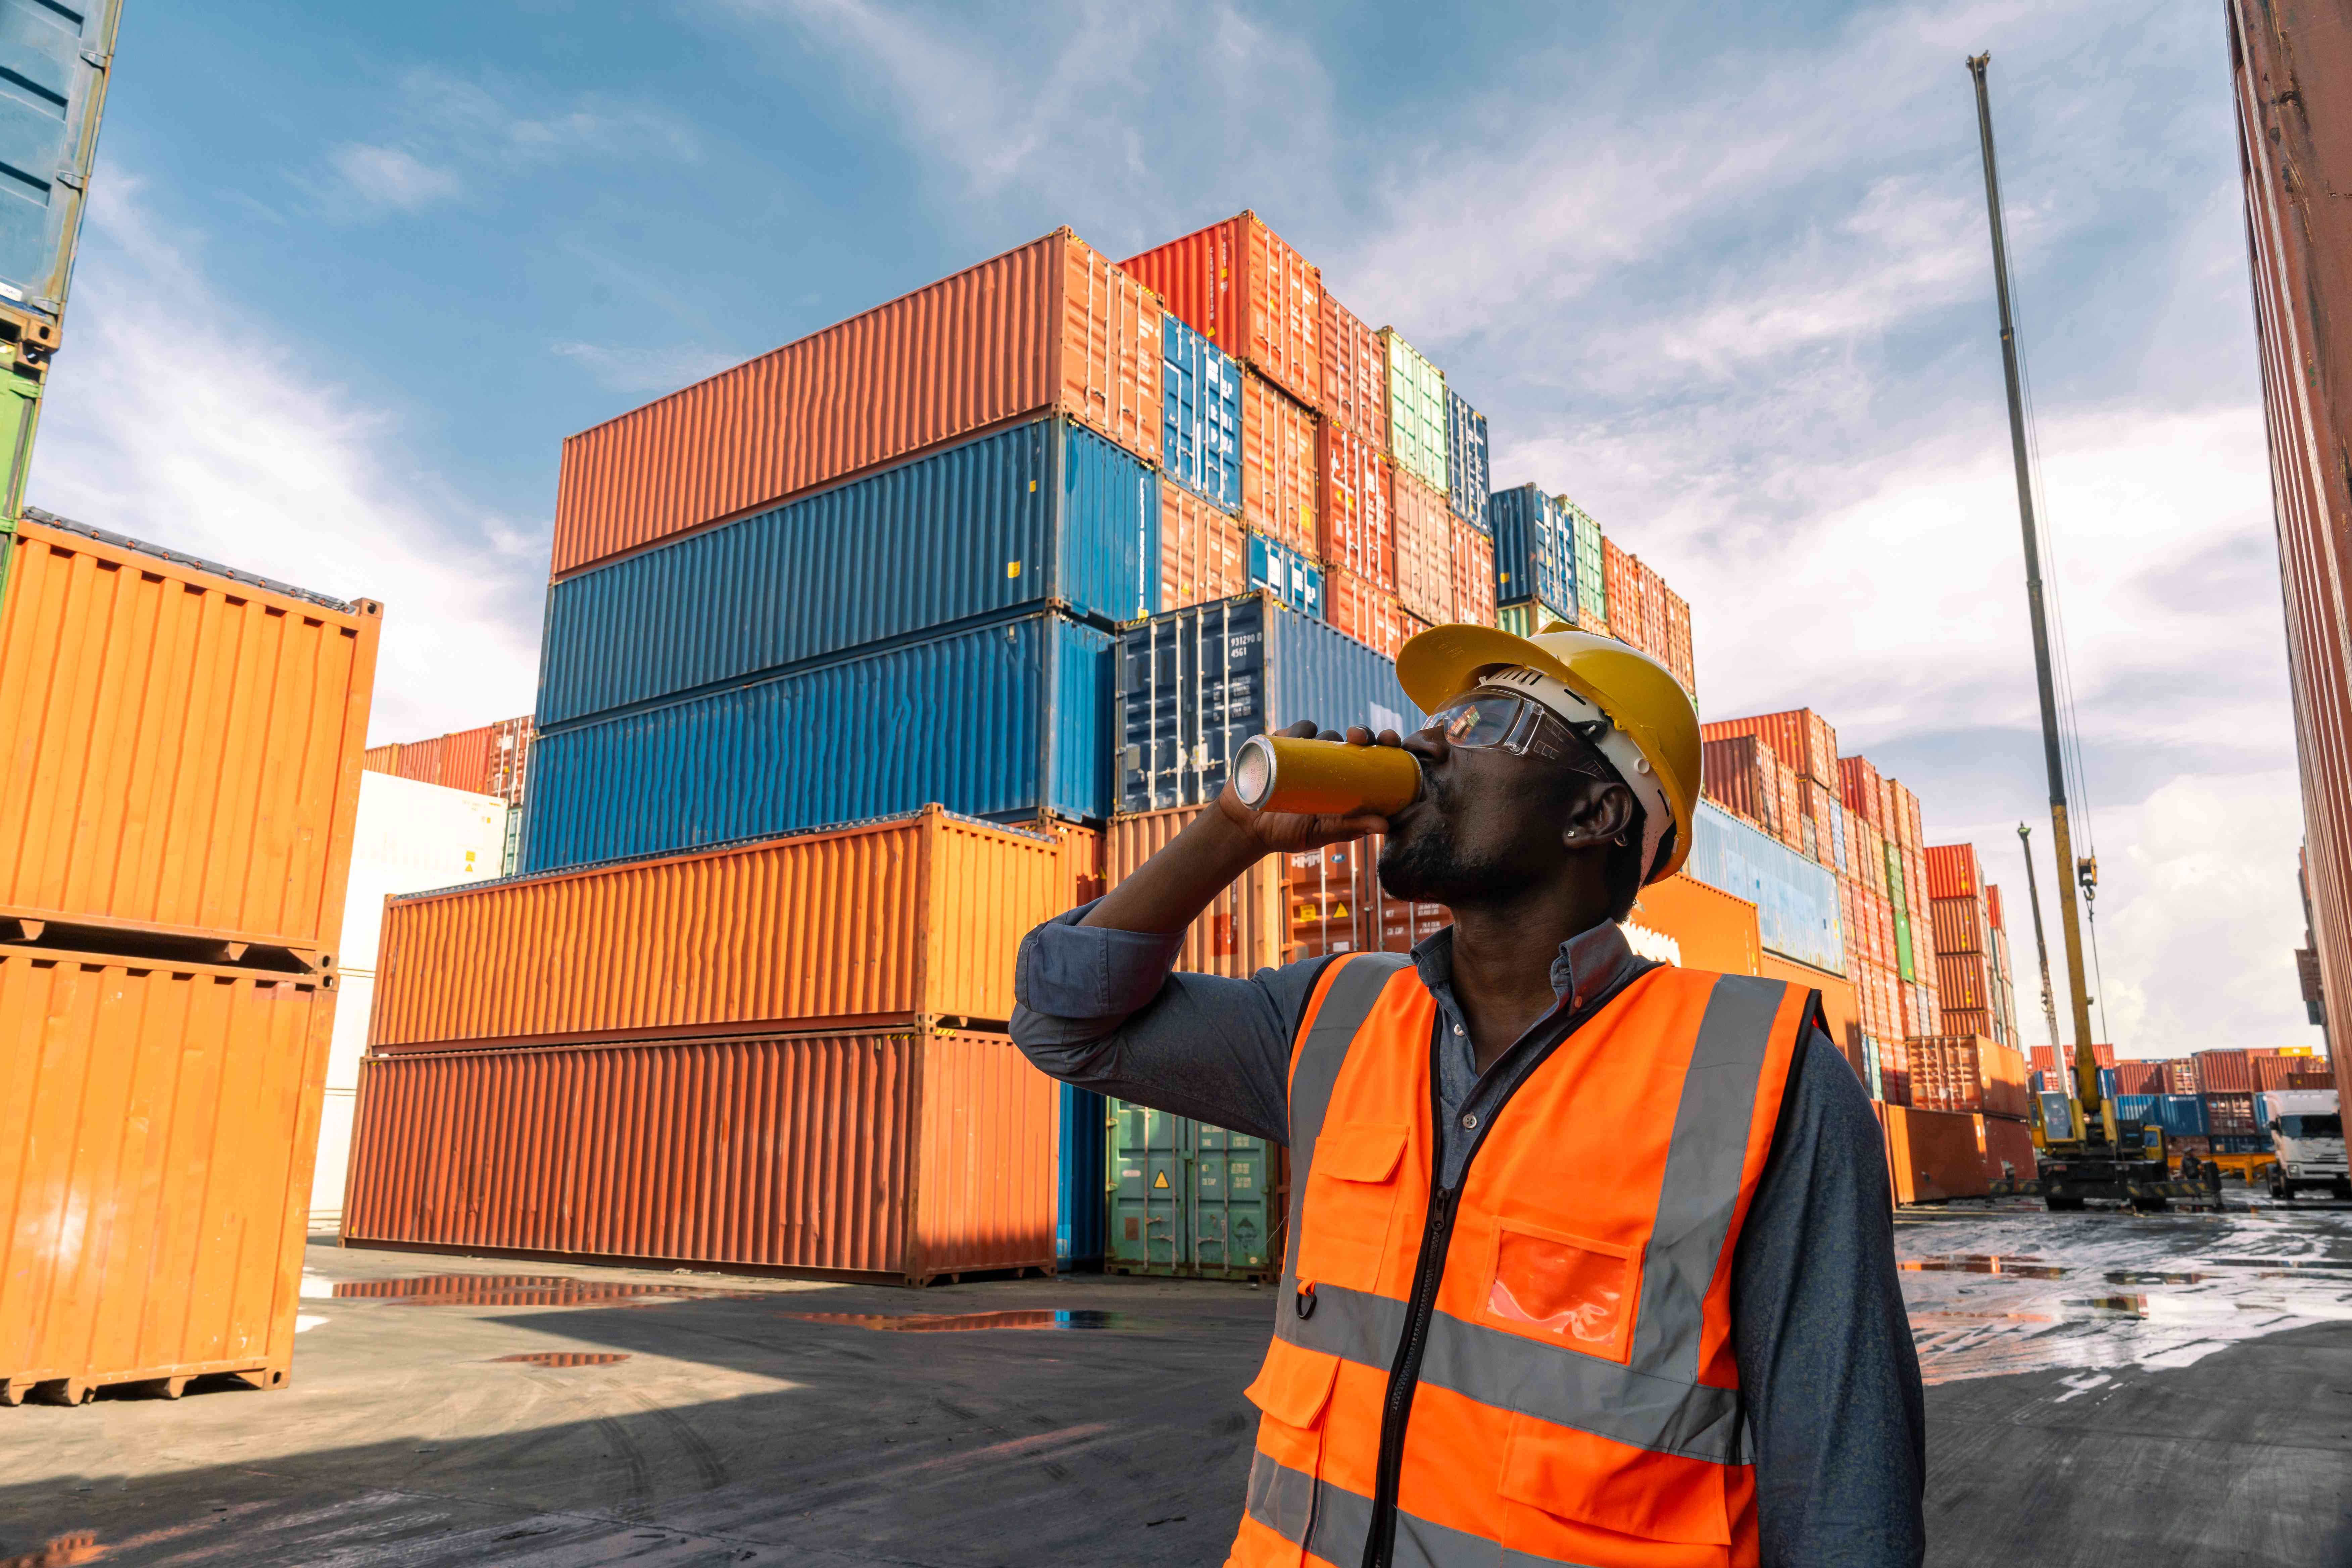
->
xmin=1900 ymin=1256 xmax=2069 ymax=1279
xmin=2062 ymin=1295 xmax=2149 ymax=1317
xmin=333 ymin=1275 xmax=760 ymax=1308
xmin=780 ymin=1310 xmax=1149 ymax=1333
xmin=1906 ymin=1310 xmax=2056 ymax=1323
xmin=490 ymin=1352 xmax=631 ymax=1367
xmin=1 ymin=1535 xmax=101 ymax=1567
xmin=2105 ymin=1271 xmax=2213 ymax=1285
xmin=2203 ymin=1258 xmax=2352 ymax=1271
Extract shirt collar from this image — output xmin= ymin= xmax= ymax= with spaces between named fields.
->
xmin=1409 ymin=917 xmax=1642 ymax=1010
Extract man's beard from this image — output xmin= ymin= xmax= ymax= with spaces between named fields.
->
xmin=1378 ymin=814 xmax=1541 ymax=907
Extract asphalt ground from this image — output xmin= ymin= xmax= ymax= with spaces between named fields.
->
xmin=4 ymin=1196 xmax=2349 ymax=1567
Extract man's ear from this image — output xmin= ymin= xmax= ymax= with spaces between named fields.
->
xmin=1561 ymin=780 xmax=1636 ymax=850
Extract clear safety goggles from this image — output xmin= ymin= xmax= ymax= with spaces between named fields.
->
xmin=1426 ymin=693 xmax=1618 ymax=780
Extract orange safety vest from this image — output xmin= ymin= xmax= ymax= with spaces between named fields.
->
xmin=1229 ymin=951 xmax=1813 ymax=1568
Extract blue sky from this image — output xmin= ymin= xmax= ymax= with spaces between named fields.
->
xmin=32 ymin=1 xmax=2301 ymax=1058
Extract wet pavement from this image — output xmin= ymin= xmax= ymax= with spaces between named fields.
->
xmin=1 ymin=1205 xmax=2348 ymax=1566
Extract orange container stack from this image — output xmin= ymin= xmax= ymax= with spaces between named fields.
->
xmin=0 ymin=511 xmax=380 ymax=1403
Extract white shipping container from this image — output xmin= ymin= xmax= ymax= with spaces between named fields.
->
xmin=310 ymin=772 xmax=508 ymax=1230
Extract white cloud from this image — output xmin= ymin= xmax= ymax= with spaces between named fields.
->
xmin=548 ymin=338 xmax=752 ymax=397
xmin=397 ymin=70 xmax=704 ymax=167
xmin=28 ymin=177 xmax=543 ymax=744
xmin=326 ymin=143 xmax=462 ymax=214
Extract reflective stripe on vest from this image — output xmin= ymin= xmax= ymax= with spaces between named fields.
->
xmin=1230 ymin=955 xmax=1808 ymax=1568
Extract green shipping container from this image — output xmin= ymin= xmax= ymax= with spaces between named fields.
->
xmin=1884 ymin=841 xmax=1916 ymax=982
xmin=1497 ymin=599 xmax=1576 ymax=637
xmin=1561 ymin=498 xmax=1607 ymax=629
xmin=1381 ymin=328 xmax=1448 ymax=499
xmin=1107 ymin=1100 xmax=1280 ymax=1280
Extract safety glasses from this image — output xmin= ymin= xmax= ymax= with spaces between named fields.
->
xmin=1426 ymin=693 xmax=1617 ymax=780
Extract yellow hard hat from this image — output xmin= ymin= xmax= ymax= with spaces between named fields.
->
xmin=1395 ymin=620 xmax=1701 ymax=883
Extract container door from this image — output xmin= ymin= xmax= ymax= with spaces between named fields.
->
xmin=1110 ymin=1100 xmax=1187 ymax=1270
xmin=1191 ymin=1122 xmax=1275 ymax=1277
xmin=1058 ymin=1083 xmax=1108 ymax=1265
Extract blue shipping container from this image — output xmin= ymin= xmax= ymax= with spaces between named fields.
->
xmin=0 ymin=1 xmax=117 ymax=337
xmin=1684 ymin=801 xmax=1846 ymax=974
xmin=2159 ymin=1094 xmax=2208 ymax=1136
xmin=522 ymin=608 xmax=1113 ymax=873
xmin=1446 ymin=387 xmax=1491 ymax=530
xmin=1487 ymin=485 xmax=1577 ymax=617
xmin=1059 ymin=1082 xmax=1107 ymax=1266
xmin=535 ymin=417 xmax=1156 ymax=729
xmin=1247 ymin=530 xmax=1323 ymax=620
xmin=1162 ymin=316 xmax=1241 ymax=514
xmin=1117 ymin=592 xmax=1420 ymax=813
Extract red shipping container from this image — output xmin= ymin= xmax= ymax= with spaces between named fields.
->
xmin=1125 ymin=211 xmax=1322 ymax=408
xmin=2256 ymin=1054 xmax=2329 ymax=1090
xmin=1636 ymin=558 xmax=1670 ymax=663
xmin=2192 ymin=1048 xmax=2256 ymax=1094
xmin=1780 ymin=767 xmax=1808 ymax=853
xmin=1161 ymin=477 xmax=1249 ymax=611
xmin=344 ymin=1028 xmax=1058 ymax=1284
xmin=1978 ymin=1114 xmax=2037 ymax=1185
xmin=489 ymin=716 xmax=534 ymax=807
xmin=1925 ymin=843 xmax=1979 ymax=901
xmin=1702 ymin=735 xmax=1778 ymax=826
xmin=2030 ymin=1043 xmax=2120 ymax=1076
xmin=392 ymin=735 xmax=444 ymax=788
xmin=1603 ymin=537 xmax=1639 ymax=646
xmin=1662 ymin=586 xmax=1695 ymax=694
xmin=1839 ymin=756 xmax=1881 ymax=827
xmin=1391 ymin=469 xmax=1453 ymax=625
xmin=2205 ymin=1092 xmax=2258 ymax=1134
xmin=1318 ymin=420 xmax=1393 ymax=588
xmin=1319 ymin=291 xmax=1387 ymax=445
xmin=1901 ymin=786 xmax=1924 ymax=851
xmin=553 ymin=229 xmax=1160 ymax=578
xmin=1987 ymin=884 xmax=2006 ymax=932
xmin=1241 ymin=371 xmax=1319 ymax=557
xmin=1910 ymin=1034 xmax=2031 ymax=1119
xmin=2112 ymin=1059 xmax=2166 ymax=1095
xmin=1935 ymin=951 xmax=1990 ymax=1011
xmin=1326 ymin=566 xmax=1405 ymax=659
xmin=1930 ymin=894 xmax=1989 ymax=956
xmin=1705 ymin=709 xmax=1839 ymax=785
xmin=1450 ymin=518 xmax=1496 ymax=627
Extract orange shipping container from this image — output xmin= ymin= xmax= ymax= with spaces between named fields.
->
xmin=1936 ymin=950 xmax=1992 ymax=1011
xmin=1977 ymin=1114 xmax=2036 ymax=1185
xmin=1626 ymin=874 xmax=1763 ymax=978
xmin=1879 ymin=1105 xmax=1992 ymax=1202
xmin=1241 ymin=370 xmax=1319 ymax=556
xmin=1839 ymin=755 xmax=1883 ymax=828
xmin=1926 ymin=843 xmax=1980 ymax=901
xmin=1286 ymin=837 xmax=1450 ymax=959
xmin=1602 ymin=538 xmax=1641 ymax=650
xmin=552 ymin=229 xmax=1162 ymax=578
xmin=369 ymin=807 xmax=1063 ymax=1052
xmin=1319 ymin=291 xmax=1388 ymax=444
xmin=1705 ymin=709 xmax=1840 ymax=786
xmin=1907 ymin=1034 xmax=2030 ymax=1120
xmin=1318 ymin=420 xmax=1393 ymax=589
xmin=343 ymin=1028 xmax=1056 ymax=1285
xmin=1325 ymin=565 xmax=1406 ymax=659
xmin=0 ymin=514 xmax=381 ymax=960
xmin=1109 ymin=808 xmax=1289 ymax=977
xmin=362 ymin=742 xmax=401 ymax=775
xmin=1761 ymin=950 xmax=1863 ymax=1083
xmin=1662 ymin=586 xmax=1695 ymax=694
xmin=1391 ymin=469 xmax=1453 ymax=625
xmin=2 ymin=943 xmax=338 ymax=1401
xmin=1125 ymin=211 xmax=1322 ymax=409
xmin=1636 ymin=557 xmax=1670 ymax=662
xmin=1450 ymin=518 xmax=1496 ymax=628
xmin=1160 ymin=477 xmax=1249 ymax=611
xmin=1930 ymin=894 xmax=1989 ymax=956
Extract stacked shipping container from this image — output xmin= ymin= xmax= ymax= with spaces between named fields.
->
xmin=0 ymin=512 xmax=379 ymax=1402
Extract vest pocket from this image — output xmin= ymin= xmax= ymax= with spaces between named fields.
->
xmin=1499 ymin=1410 xmax=1734 ymax=1548
xmin=1479 ymin=1215 xmax=1639 ymax=1364
xmin=1237 ymin=1343 xmax=1341 ymax=1567
xmin=1292 ymin=1123 xmax=1409 ymax=1293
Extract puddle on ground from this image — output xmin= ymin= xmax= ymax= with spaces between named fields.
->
xmin=779 ymin=1310 xmax=1152 ymax=1333
xmin=1900 ymin=1256 xmax=2069 ymax=1278
xmin=2202 ymin=1258 xmax=2352 ymax=1270
xmin=2 ymin=1535 xmax=101 ymax=1567
xmin=332 ymin=1275 xmax=762 ymax=1308
xmin=2062 ymin=1295 xmax=2150 ymax=1316
xmin=2105 ymin=1271 xmax=2214 ymax=1285
xmin=489 ymin=1352 xmax=631 ymax=1367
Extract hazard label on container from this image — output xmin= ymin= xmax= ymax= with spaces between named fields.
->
xmin=1153 ymin=1171 xmax=1170 ymax=1189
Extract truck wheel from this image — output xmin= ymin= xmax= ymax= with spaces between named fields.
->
xmin=2271 ymin=1179 xmax=2289 ymax=1199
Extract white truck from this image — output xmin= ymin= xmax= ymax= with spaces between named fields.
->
xmin=2264 ymin=1088 xmax=2348 ymax=1200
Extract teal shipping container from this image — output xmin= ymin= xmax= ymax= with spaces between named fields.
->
xmin=1106 ymin=1100 xmax=1279 ymax=1280
xmin=1488 ymin=484 xmax=1577 ymax=617
xmin=1059 ymin=1083 xmax=1108 ymax=1267
xmin=1445 ymin=385 xmax=1490 ymax=528
xmin=535 ymin=417 xmax=1156 ymax=728
xmin=1557 ymin=496 xmax=1607 ymax=628
xmin=523 ymin=608 xmax=1114 ymax=873
xmin=1247 ymin=529 xmax=1322 ymax=620
xmin=1684 ymin=801 xmax=1845 ymax=973
xmin=1162 ymin=315 xmax=1241 ymax=513
xmin=0 ymin=0 xmax=118 ymax=350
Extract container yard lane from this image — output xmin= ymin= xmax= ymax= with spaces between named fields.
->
xmin=2 ymin=1206 xmax=2348 ymax=1567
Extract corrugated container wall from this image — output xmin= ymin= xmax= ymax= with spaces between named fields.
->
xmin=1123 ymin=212 xmax=1322 ymax=409
xmin=1488 ymin=484 xmax=1576 ymax=617
xmin=1925 ymin=842 xmax=1979 ymax=900
xmin=521 ymin=610 xmax=1113 ymax=872
xmin=1602 ymin=537 xmax=1639 ymax=648
xmin=373 ymin=808 xmax=1062 ymax=1052
xmin=1495 ymin=601 xmax=1571 ymax=640
xmin=1059 ymin=1082 xmax=1108 ymax=1266
xmin=1636 ymin=558 xmax=1670 ymax=661
xmin=1240 ymin=371 xmax=1319 ymax=558
xmin=1444 ymin=387 xmax=1490 ymax=528
xmin=1117 ymin=592 xmax=1420 ymax=813
xmin=0 ymin=1 xmax=120 ymax=349
xmin=536 ymin=418 xmax=1157 ymax=729
xmin=1450 ymin=519 xmax=1496 ymax=627
xmin=1701 ymin=735 xmax=1779 ymax=828
xmin=1683 ymin=801 xmax=1846 ymax=974
xmin=1381 ymin=328 xmax=1448 ymax=498
xmin=0 ymin=513 xmax=382 ymax=958
xmin=2230 ymin=0 xmax=2352 ymax=1112
xmin=1662 ymin=588 xmax=1695 ymax=695
xmin=1390 ymin=469 xmax=1453 ymax=625
xmin=1705 ymin=709 xmax=1840 ymax=786
xmin=1160 ymin=315 xmax=1242 ymax=514
xmin=3 ymin=945 xmax=336 ymax=1399
xmin=551 ymin=229 xmax=1161 ymax=578
xmin=1319 ymin=420 xmax=1394 ymax=590
xmin=1160 ymin=477 xmax=1247 ymax=611
xmin=344 ymin=1029 xmax=1057 ymax=1285
xmin=1108 ymin=808 xmax=1289 ymax=978
xmin=1108 ymin=1103 xmax=1281 ymax=1281
xmin=1324 ymin=566 xmax=1405 ymax=660
xmin=1319 ymin=292 xmax=1387 ymax=443
xmin=1247 ymin=531 xmax=1324 ymax=622
xmin=1559 ymin=499 xmax=1606 ymax=630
